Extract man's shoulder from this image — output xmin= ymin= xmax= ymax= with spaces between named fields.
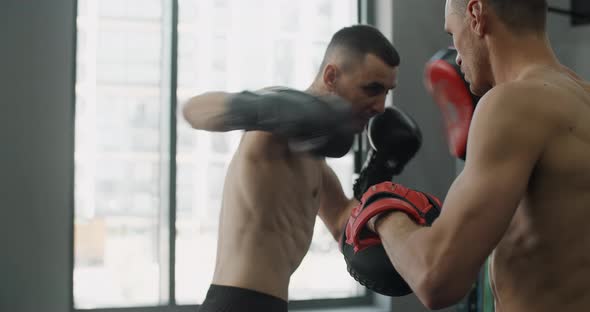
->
xmin=482 ymin=80 xmax=554 ymax=104
xmin=240 ymin=130 xmax=285 ymax=151
xmin=239 ymin=130 xmax=307 ymax=161
xmin=477 ymin=80 xmax=566 ymax=125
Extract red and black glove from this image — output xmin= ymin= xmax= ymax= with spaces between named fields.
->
xmin=340 ymin=181 xmax=442 ymax=296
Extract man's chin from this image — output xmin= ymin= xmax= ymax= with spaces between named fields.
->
xmin=354 ymin=120 xmax=368 ymax=132
xmin=355 ymin=123 xmax=366 ymax=133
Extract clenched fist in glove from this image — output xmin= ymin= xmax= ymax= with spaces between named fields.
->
xmin=352 ymin=105 xmax=422 ymax=201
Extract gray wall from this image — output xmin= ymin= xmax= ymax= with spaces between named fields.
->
xmin=547 ymin=0 xmax=590 ymax=79
xmin=0 ymin=1 xmax=76 ymax=312
xmin=387 ymin=0 xmax=457 ymax=199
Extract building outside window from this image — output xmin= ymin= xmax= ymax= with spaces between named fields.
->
xmin=74 ymin=0 xmax=365 ymax=309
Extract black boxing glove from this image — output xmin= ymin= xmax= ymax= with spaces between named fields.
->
xmin=341 ymin=182 xmax=442 ymax=296
xmin=353 ymin=106 xmax=422 ymax=201
xmin=226 ymin=87 xmax=356 ymax=158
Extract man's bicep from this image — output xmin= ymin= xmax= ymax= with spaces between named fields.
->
xmin=439 ymin=158 xmax=528 ymax=254
xmin=458 ymin=85 xmax=551 ymax=211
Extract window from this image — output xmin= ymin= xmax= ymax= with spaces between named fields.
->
xmin=75 ymin=0 xmax=370 ymax=310
xmin=75 ymin=0 xmax=166 ymax=308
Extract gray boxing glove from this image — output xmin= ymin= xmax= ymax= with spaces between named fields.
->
xmin=226 ymin=88 xmax=357 ymax=158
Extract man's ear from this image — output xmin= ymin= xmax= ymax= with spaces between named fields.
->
xmin=467 ymin=0 xmax=486 ymax=37
xmin=323 ymin=64 xmax=340 ymax=91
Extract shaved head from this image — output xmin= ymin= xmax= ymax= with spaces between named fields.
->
xmin=450 ymin=0 xmax=547 ymax=33
xmin=319 ymin=25 xmax=400 ymax=72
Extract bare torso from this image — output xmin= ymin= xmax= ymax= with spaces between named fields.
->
xmin=212 ymin=131 xmax=324 ymax=301
xmin=490 ymin=68 xmax=590 ymax=311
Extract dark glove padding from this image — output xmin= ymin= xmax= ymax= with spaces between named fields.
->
xmin=341 ymin=182 xmax=442 ymax=297
xmin=340 ymin=230 xmax=412 ymax=296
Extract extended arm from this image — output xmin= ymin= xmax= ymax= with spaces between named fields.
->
xmin=181 ymin=88 xmax=356 ymax=157
xmin=182 ymin=91 xmax=234 ymax=131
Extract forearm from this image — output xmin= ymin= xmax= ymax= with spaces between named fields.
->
xmin=318 ymin=163 xmax=358 ymax=241
xmin=321 ymin=198 xmax=358 ymax=242
xmin=375 ymin=213 xmax=433 ymax=288
xmin=182 ymin=92 xmax=234 ymax=131
xmin=182 ymin=89 xmax=300 ymax=132
xmin=375 ymin=213 xmax=478 ymax=308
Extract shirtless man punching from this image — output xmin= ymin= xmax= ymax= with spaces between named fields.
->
xmin=341 ymin=1 xmax=590 ymax=311
xmin=183 ymin=25 xmax=421 ymax=312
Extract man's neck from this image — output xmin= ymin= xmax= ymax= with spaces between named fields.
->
xmin=306 ymin=82 xmax=329 ymax=96
xmin=488 ymin=33 xmax=560 ymax=86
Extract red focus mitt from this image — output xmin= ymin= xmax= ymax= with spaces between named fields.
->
xmin=424 ymin=47 xmax=480 ymax=160
xmin=340 ymin=182 xmax=442 ymax=296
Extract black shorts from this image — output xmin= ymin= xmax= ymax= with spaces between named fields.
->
xmin=198 ymin=284 xmax=287 ymax=312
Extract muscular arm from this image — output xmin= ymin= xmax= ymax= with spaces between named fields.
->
xmin=375 ymin=83 xmax=561 ymax=308
xmin=181 ymin=87 xmax=286 ymax=131
xmin=318 ymin=161 xmax=358 ymax=241
xmin=182 ymin=87 xmax=353 ymax=132
xmin=182 ymin=88 xmax=356 ymax=157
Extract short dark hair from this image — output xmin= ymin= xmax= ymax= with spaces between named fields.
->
xmin=320 ymin=24 xmax=400 ymax=70
xmin=453 ymin=0 xmax=547 ymax=33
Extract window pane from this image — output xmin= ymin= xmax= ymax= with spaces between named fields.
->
xmin=175 ymin=0 xmax=362 ymax=304
xmin=74 ymin=0 xmax=166 ymax=308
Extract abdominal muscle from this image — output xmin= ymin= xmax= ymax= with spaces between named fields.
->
xmin=211 ymin=134 xmax=323 ymax=301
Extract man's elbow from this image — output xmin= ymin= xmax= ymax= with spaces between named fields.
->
xmin=181 ymin=98 xmax=198 ymax=128
xmin=182 ymin=96 xmax=215 ymax=130
xmin=413 ymin=269 xmax=472 ymax=310
xmin=182 ymin=92 xmax=230 ymax=131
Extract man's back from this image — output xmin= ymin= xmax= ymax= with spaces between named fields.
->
xmin=491 ymin=67 xmax=590 ymax=311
